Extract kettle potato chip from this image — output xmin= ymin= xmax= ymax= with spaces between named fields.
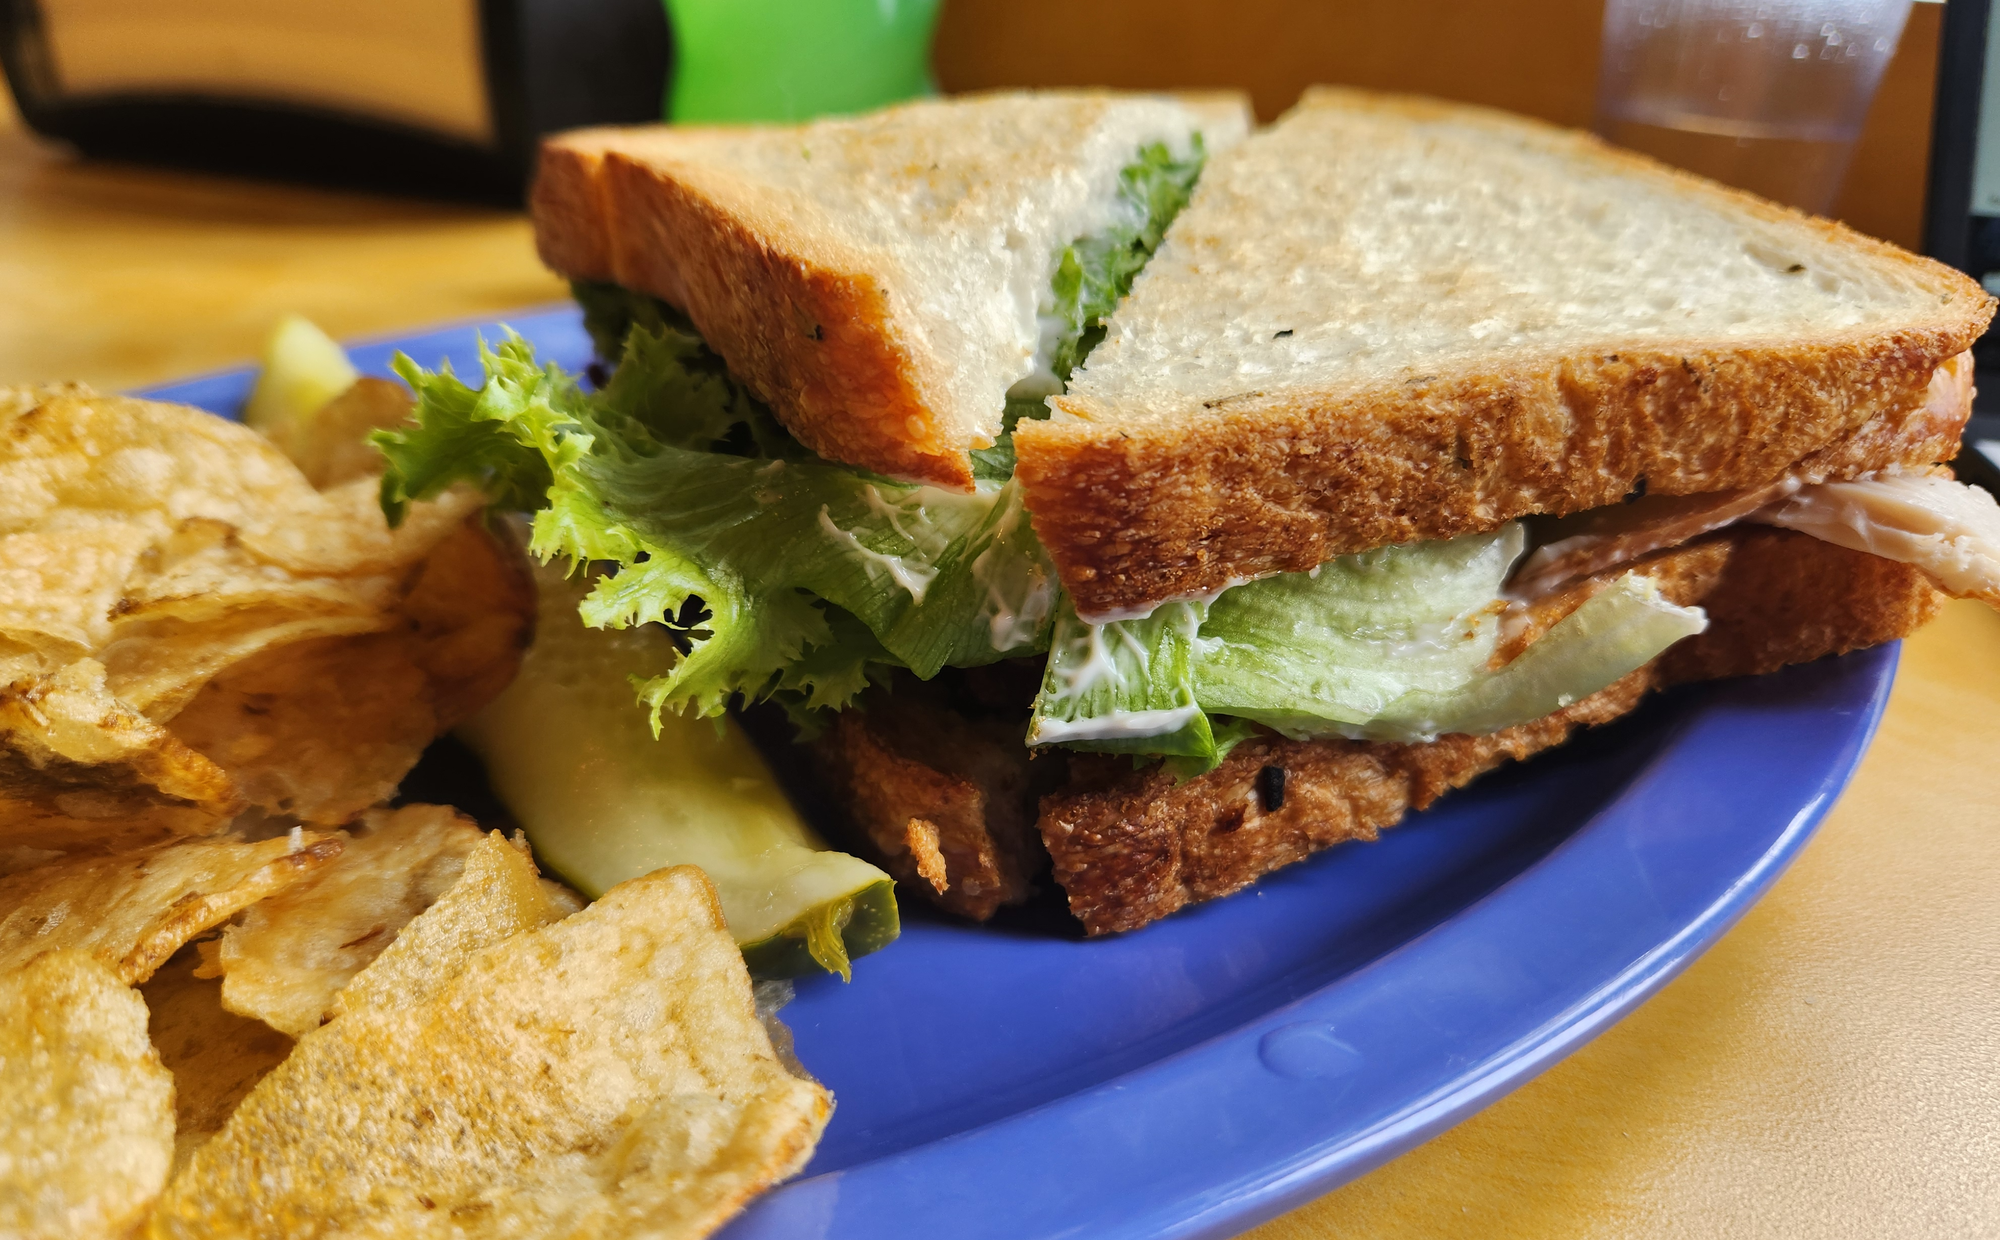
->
xmin=139 ymin=949 xmax=296 ymax=1174
xmin=327 ymin=827 xmax=567 ymax=1018
xmin=0 ymin=658 xmax=243 ymax=851
xmin=0 ymin=950 xmax=174 ymax=1240
xmin=202 ymin=804 xmax=485 ymax=1036
xmin=163 ymin=635 xmax=438 ymax=825
xmin=0 ymin=832 xmax=342 ymax=984
xmin=3 ymin=368 xmax=823 ymax=1234
xmin=274 ymin=376 xmax=416 ymax=490
xmin=151 ymin=866 xmax=831 ymax=1240
xmin=0 ymin=384 xmax=531 ymax=848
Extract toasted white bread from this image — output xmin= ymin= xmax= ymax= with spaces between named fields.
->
xmin=1016 ymin=87 xmax=1994 ymax=619
xmin=533 ymin=91 xmax=1252 ymax=487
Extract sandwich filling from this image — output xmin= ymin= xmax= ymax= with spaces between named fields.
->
xmin=380 ymin=150 xmax=2000 ymax=774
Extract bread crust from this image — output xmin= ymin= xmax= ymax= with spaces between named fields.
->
xmin=1024 ymin=331 xmax=1984 ymax=619
xmin=1039 ymin=527 xmax=1945 ymax=933
xmin=544 ymin=139 xmax=965 ymax=486
xmin=805 ymin=666 xmax=1057 ymax=920
xmin=811 ymin=710 xmax=1039 ymax=921
xmin=530 ymin=137 xmax=616 ymax=281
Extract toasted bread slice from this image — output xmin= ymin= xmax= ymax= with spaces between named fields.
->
xmin=1017 ymin=87 xmax=1994 ymax=619
xmin=806 ymin=663 xmax=1059 ymax=921
xmin=533 ymin=91 xmax=1251 ymax=488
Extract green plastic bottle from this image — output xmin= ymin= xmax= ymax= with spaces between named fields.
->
xmin=664 ymin=0 xmax=942 ymax=123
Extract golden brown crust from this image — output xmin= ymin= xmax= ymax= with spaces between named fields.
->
xmin=1022 ymin=331 xmax=1987 ymax=618
xmin=807 ymin=672 xmax=1053 ymax=920
xmin=591 ymin=151 xmax=970 ymax=487
xmin=1651 ymin=528 xmax=1946 ymax=683
xmin=812 ymin=713 xmax=1026 ymax=920
xmin=1041 ymin=676 xmax=1654 ymax=936
xmin=1039 ymin=527 xmax=1946 ymax=934
xmin=529 ymin=138 xmax=616 ymax=282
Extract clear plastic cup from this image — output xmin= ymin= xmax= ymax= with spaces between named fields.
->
xmin=1594 ymin=0 xmax=1914 ymax=214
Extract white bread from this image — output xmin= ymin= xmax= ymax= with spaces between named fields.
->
xmin=1017 ymin=88 xmax=1994 ymax=619
xmin=533 ymin=91 xmax=1251 ymax=487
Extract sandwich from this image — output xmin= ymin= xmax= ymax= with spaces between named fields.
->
xmin=376 ymin=88 xmax=2000 ymax=937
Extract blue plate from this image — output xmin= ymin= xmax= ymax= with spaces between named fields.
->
xmin=144 ymin=308 xmax=1898 ymax=1240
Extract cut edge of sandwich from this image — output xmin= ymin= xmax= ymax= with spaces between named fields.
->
xmin=816 ymin=523 xmax=1947 ymax=933
xmin=531 ymin=89 xmax=1254 ymax=489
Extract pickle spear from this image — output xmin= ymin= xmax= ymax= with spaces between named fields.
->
xmin=458 ymin=557 xmax=898 ymax=980
xmin=241 ymin=314 xmax=360 ymax=436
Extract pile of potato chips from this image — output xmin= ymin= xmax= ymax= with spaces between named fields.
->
xmin=0 ymin=380 xmax=533 ymax=847
xmin=0 ymin=380 xmax=832 ymax=1237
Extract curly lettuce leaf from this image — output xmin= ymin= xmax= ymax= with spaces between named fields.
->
xmin=375 ymin=327 xmax=1056 ymax=725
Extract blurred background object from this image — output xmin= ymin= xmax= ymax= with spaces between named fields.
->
xmin=1922 ymin=0 xmax=2000 ymax=493
xmin=665 ymin=0 xmax=940 ymax=123
xmin=0 ymin=0 xmax=941 ymax=201
xmin=1593 ymin=0 xmax=1915 ymax=215
xmin=0 ymin=0 xmax=671 ymax=200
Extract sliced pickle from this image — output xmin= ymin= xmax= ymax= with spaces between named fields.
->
xmin=457 ymin=557 xmax=898 ymax=980
xmin=241 ymin=314 xmax=360 ymax=436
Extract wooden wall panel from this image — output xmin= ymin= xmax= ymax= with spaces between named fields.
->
xmin=933 ymin=0 xmax=1943 ymax=249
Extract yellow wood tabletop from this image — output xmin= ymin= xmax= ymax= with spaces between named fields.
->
xmin=2 ymin=78 xmax=1996 ymax=1239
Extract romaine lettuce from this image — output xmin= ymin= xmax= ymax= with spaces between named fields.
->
xmin=1027 ymin=528 xmax=1709 ymax=765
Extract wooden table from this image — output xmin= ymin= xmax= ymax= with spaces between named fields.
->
xmin=3 ymin=91 xmax=1996 ymax=1240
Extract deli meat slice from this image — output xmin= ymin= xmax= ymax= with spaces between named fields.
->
xmin=1510 ymin=478 xmax=1797 ymax=598
xmin=1510 ymin=352 xmax=1979 ymax=600
xmin=1754 ymin=471 xmax=2000 ymax=606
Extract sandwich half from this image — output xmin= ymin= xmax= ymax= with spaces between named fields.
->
xmin=382 ymin=88 xmax=2000 ymax=936
xmin=1019 ymin=86 xmax=1990 ymax=619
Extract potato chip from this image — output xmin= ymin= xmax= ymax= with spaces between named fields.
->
xmin=100 ymin=606 xmax=393 ymax=722
xmin=0 ymin=658 xmax=242 ymax=851
xmin=151 ymin=866 xmax=832 ymax=1240
xmin=0 ymin=950 xmax=174 ymax=1240
xmin=163 ymin=634 xmax=438 ymax=825
xmin=276 ymin=376 xmax=415 ymax=490
xmin=0 ymin=831 xmax=343 ymax=983
xmin=0 ymin=384 xmax=527 ymax=848
xmin=139 ymin=948 xmax=295 ymax=1173
xmin=0 ymin=844 xmax=64 ymax=876
xmin=328 ymin=827 xmax=565 ymax=1017
xmin=396 ymin=519 xmax=538 ymax=729
xmin=203 ymin=804 xmax=484 ymax=1036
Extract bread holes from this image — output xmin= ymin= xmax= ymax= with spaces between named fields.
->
xmin=1744 ymin=238 xmax=1810 ymax=276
